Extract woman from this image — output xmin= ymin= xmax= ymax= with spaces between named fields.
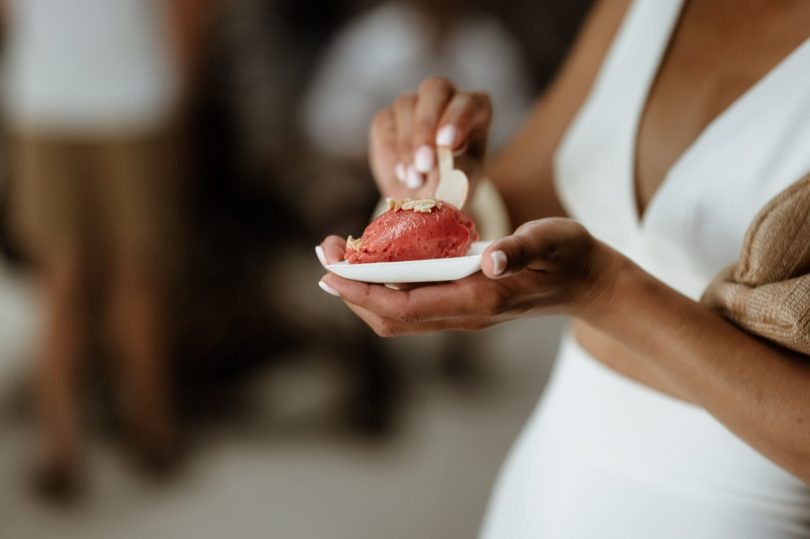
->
xmin=2 ymin=0 xmax=201 ymax=489
xmin=319 ymin=0 xmax=810 ymax=536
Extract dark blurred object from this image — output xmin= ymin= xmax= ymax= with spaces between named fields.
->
xmin=493 ymin=0 xmax=596 ymax=91
xmin=166 ymin=0 xmax=399 ymax=443
xmin=0 ymin=178 xmax=26 ymax=267
xmin=201 ymin=0 xmax=378 ymax=239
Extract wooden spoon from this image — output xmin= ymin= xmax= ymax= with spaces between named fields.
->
xmin=435 ymin=147 xmax=470 ymax=209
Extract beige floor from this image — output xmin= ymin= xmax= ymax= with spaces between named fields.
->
xmin=0 ymin=261 xmax=564 ymax=539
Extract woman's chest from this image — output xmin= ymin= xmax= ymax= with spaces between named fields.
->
xmin=635 ymin=0 xmax=810 ymax=219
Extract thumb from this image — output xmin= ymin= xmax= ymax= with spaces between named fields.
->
xmin=481 ymin=227 xmax=547 ymax=279
xmin=481 ymin=219 xmax=586 ymax=279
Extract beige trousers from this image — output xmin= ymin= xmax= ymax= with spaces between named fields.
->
xmin=7 ymin=127 xmax=183 ymax=273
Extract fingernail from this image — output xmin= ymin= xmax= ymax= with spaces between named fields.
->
xmin=318 ymin=280 xmax=340 ymax=297
xmin=395 ymin=162 xmax=406 ymax=183
xmin=414 ymin=145 xmax=434 ymax=173
xmin=406 ymin=165 xmax=424 ymax=189
xmin=315 ymin=246 xmax=328 ymax=268
xmin=491 ymin=250 xmax=507 ymax=275
xmin=436 ymin=125 xmax=457 ymax=147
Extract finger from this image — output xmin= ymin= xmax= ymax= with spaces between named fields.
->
xmin=319 ymin=235 xmax=347 ymax=265
xmin=392 ymin=94 xmax=424 ymax=190
xmin=481 ymin=222 xmax=551 ymax=278
xmin=343 ymin=302 xmax=407 ymax=337
xmin=435 ymin=91 xmax=492 ymax=155
xmin=344 ymin=301 xmax=489 ymax=337
xmin=320 ymin=272 xmax=502 ymax=322
xmin=369 ymin=107 xmax=406 ymax=192
xmin=384 ymin=283 xmax=416 ymax=291
xmin=315 ymin=246 xmax=328 ymax=268
xmin=482 ymin=218 xmax=588 ymax=278
xmin=412 ymin=77 xmax=454 ymax=174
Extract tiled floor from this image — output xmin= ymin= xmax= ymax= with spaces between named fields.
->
xmin=0 ymin=261 xmax=564 ymax=539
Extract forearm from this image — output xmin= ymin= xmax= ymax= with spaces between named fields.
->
xmin=590 ymin=251 xmax=810 ymax=482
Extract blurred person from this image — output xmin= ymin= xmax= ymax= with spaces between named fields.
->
xmin=301 ymin=0 xmax=531 ymax=163
xmin=319 ymin=0 xmax=810 ymax=537
xmin=1 ymin=0 xmax=203 ymax=492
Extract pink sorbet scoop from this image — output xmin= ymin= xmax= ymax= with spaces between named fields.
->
xmin=345 ymin=198 xmax=479 ymax=264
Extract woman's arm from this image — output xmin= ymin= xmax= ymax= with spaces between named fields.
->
xmin=591 ymin=258 xmax=810 ymax=484
xmin=489 ymin=0 xmax=631 ymax=226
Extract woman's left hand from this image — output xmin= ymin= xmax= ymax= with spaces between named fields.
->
xmin=317 ymin=218 xmax=627 ymax=336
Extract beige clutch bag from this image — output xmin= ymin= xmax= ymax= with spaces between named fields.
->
xmin=701 ymin=174 xmax=810 ymax=354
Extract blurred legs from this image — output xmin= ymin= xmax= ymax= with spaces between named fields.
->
xmin=100 ymin=131 xmax=180 ymax=469
xmin=9 ymin=137 xmax=89 ymax=493
xmin=109 ymin=261 xmax=176 ymax=469
xmin=37 ymin=255 xmax=84 ymax=493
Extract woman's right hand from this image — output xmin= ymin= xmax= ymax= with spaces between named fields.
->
xmin=368 ymin=77 xmax=493 ymax=200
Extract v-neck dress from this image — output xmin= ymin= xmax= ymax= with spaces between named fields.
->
xmin=480 ymin=1 xmax=810 ymax=537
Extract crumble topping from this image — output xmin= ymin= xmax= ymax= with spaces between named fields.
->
xmin=346 ymin=235 xmax=363 ymax=251
xmin=386 ymin=197 xmax=442 ymax=213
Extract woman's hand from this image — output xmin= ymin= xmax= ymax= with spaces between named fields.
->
xmin=369 ymin=77 xmax=492 ymax=200
xmin=317 ymin=218 xmax=626 ymax=337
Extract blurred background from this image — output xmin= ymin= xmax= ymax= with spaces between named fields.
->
xmin=0 ymin=0 xmax=590 ymax=537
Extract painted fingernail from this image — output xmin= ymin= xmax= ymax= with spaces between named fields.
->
xmin=491 ymin=250 xmax=507 ymax=275
xmin=436 ymin=125 xmax=457 ymax=147
xmin=395 ymin=162 xmax=407 ymax=183
xmin=315 ymin=246 xmax=328 ymax=268
xmin=406 ymin=164 xmax=424 ymax=189
xmin=414 ymin=145 xmax=434 ymax=173
xmin=318 ymin=280 xmax=340 ymax=297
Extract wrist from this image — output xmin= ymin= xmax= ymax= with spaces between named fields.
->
xmin=576 ymin=241 xmax=640 ymax=324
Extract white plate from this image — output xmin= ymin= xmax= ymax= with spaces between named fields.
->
xmin=325 ymin=241 xmax=493 ymax=284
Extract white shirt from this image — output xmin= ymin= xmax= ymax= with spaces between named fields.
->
xmin=3 ymin=0 xmax=179 ymax=133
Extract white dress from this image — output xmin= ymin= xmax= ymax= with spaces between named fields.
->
xmin=481 ymin=1 xmax=810 ymax=537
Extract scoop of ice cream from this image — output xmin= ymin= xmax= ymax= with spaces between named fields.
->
xmin=345 ymin=198 xmax=478 ymax=264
